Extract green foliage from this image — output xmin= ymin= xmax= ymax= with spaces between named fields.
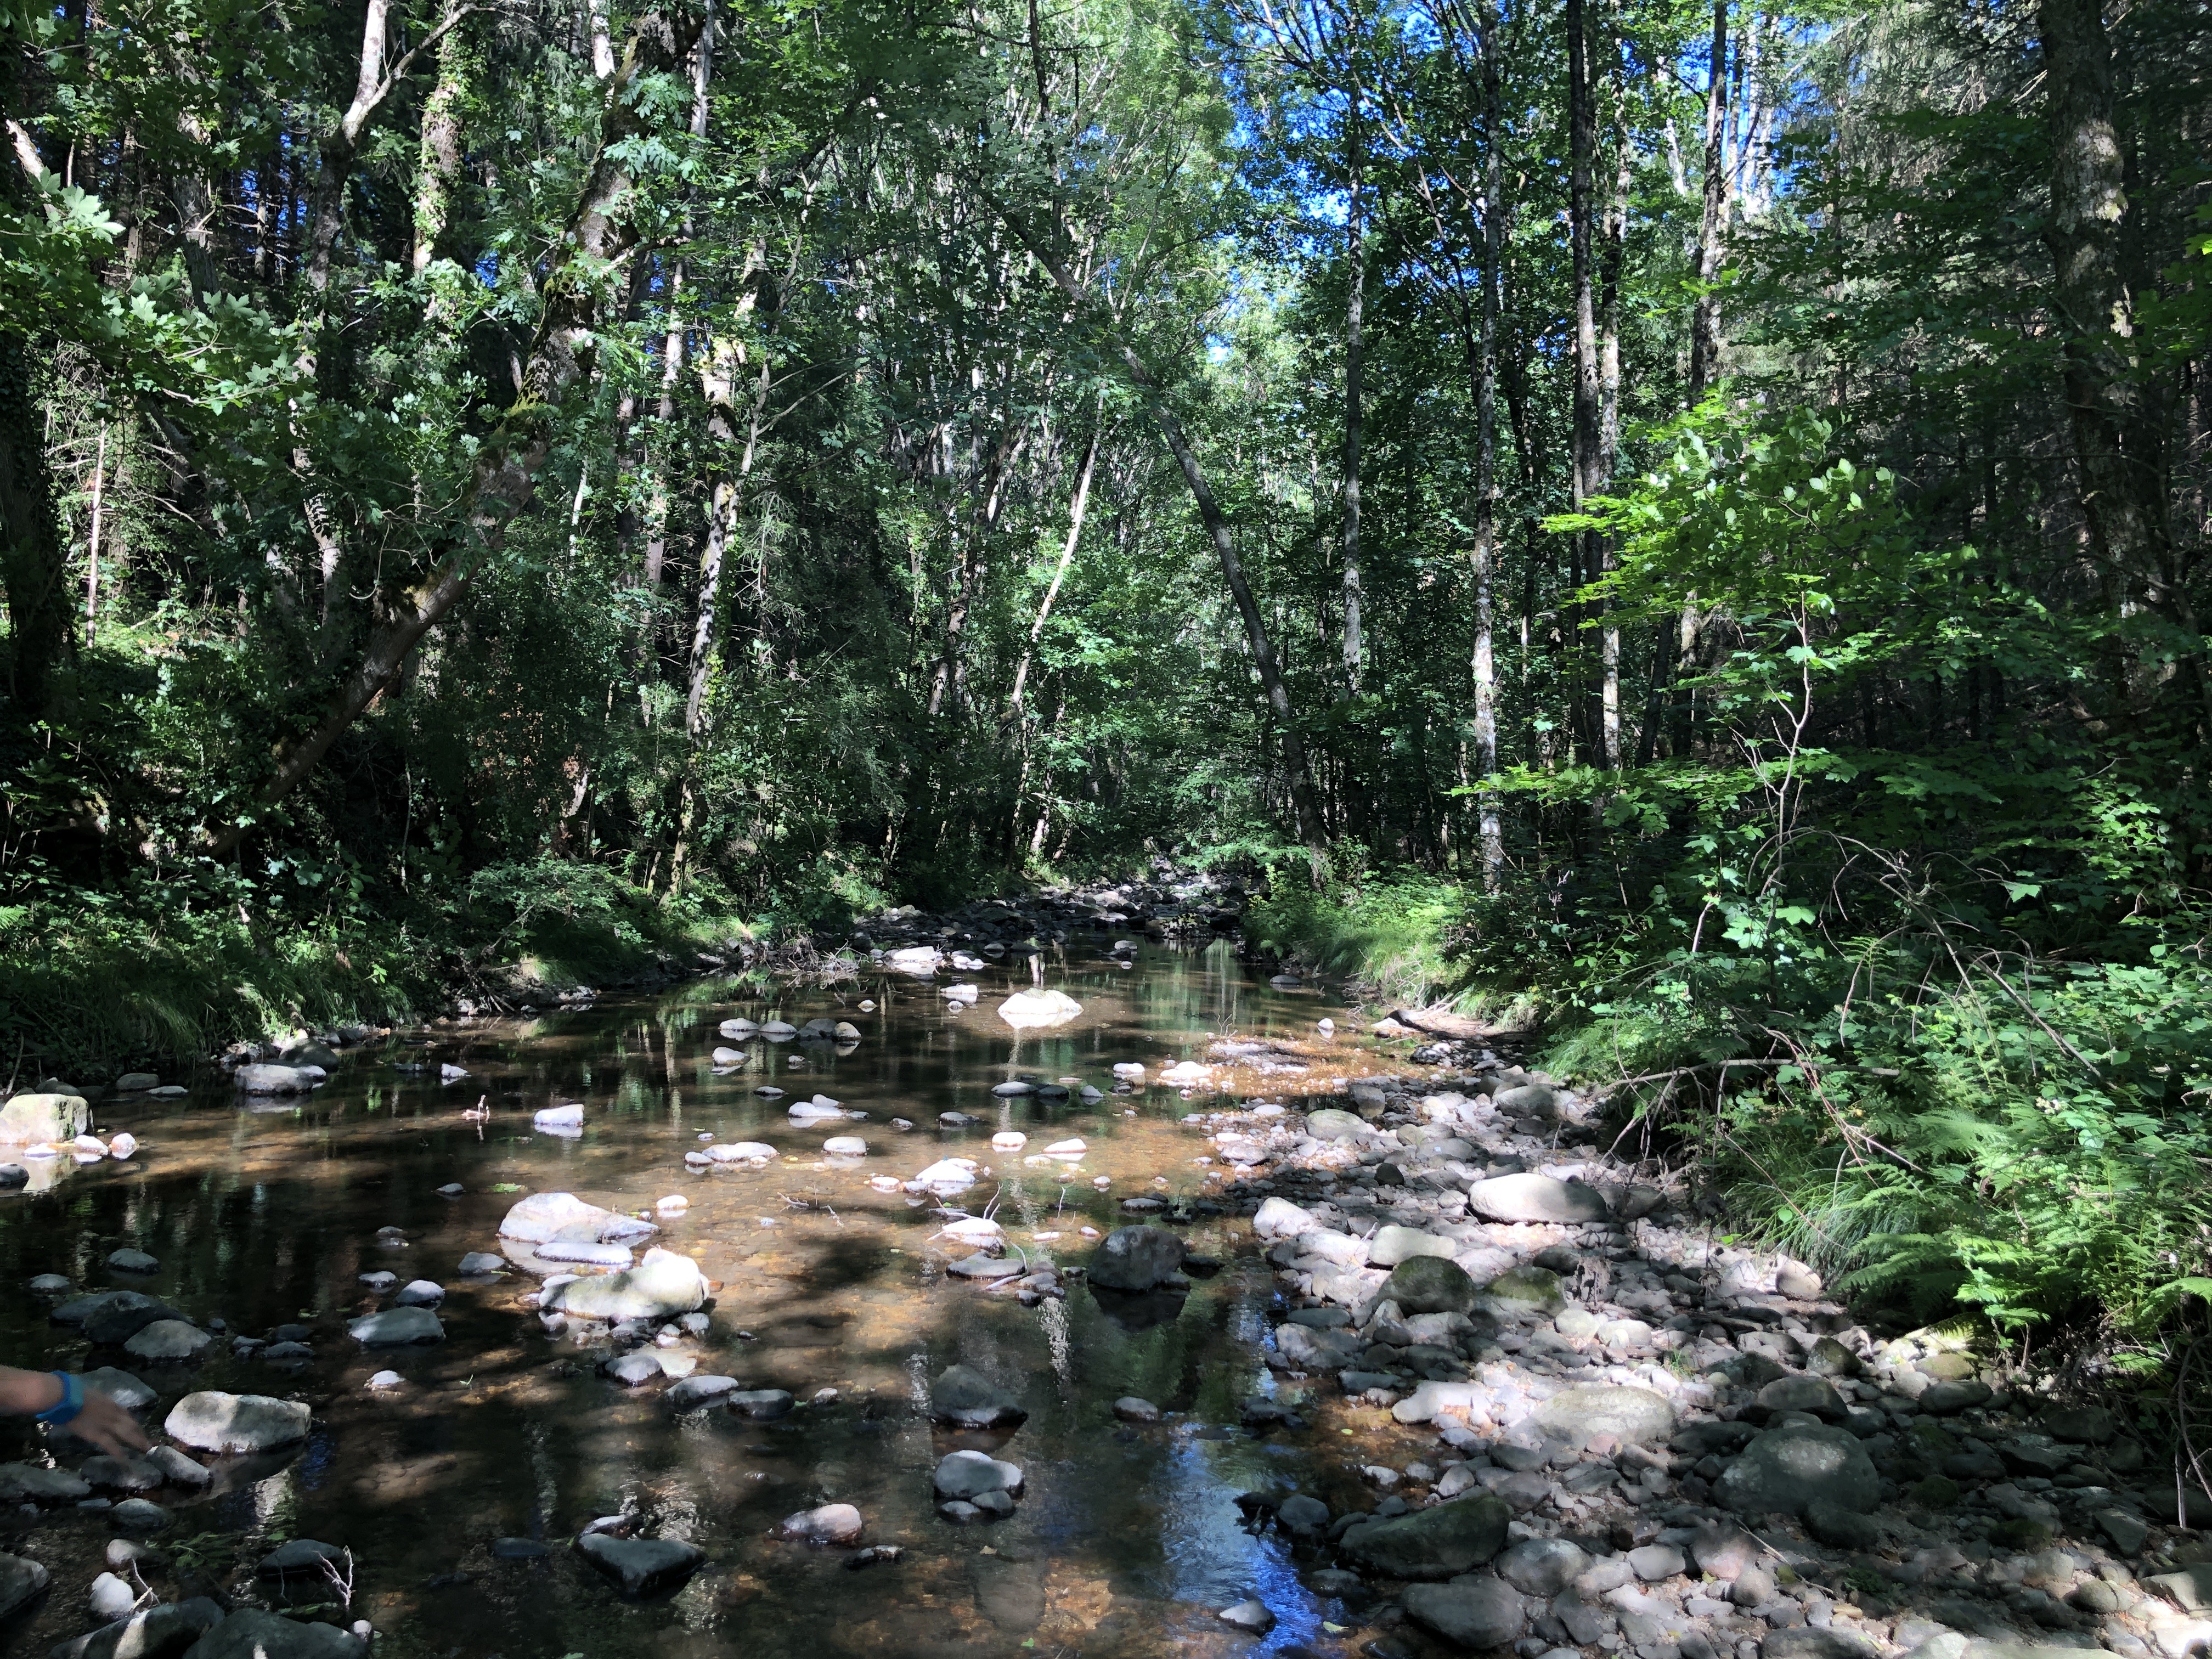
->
xmin=1245 ymin=868 xmax=1469 ymax=1010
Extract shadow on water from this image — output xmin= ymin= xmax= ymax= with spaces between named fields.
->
xmin=0 ymin=943 xmax=1401 ymax=1659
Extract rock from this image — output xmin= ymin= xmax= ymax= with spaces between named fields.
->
xmin=575 ymin=1533 xmax=707 ymax=1595
xmin=928 ymin=1364 xmax=1027 ymax=1428
xmin=51 ymin=1599 xmax=224 ymax=1659
xmin=2148 ymin=1566 xmax=2212 ymax=1613
xmin=1805 ymin=1498 xmax=1882 ymax=1549
xmin=947 ymin=1255 xmax=1022 ymax=1280
xmin=125 ymin=1321 xmax=211 ymax=1362
xmin=1252 ymin=1197 xmax=1318 ymax=1238
xmin=1113 ymin=1397 xmax=1161 ymax=1423
xmin=457 ymin=1252 xmax=505 ymax=1275
xmin=114 ymin=1074 xmax=161 ymax=1093
xmin=491 ymin=1538 xmax=550 ymax=1560
xmin=2040 ymin=1404 xmax=2115 ymax=1443
xmin=666 ymin=1375 xmax=738 ymax=1411
xmin=1539 ymin=1380 xmax=1672 ymax=1451
xmin=84 ymin=1295 xmax=188 ymax=1347
xmin=147 ymin=1447 xmax=210 ymax=1487
xmin=776 ymin=1504 xmax=864 ymax=1545
xmin=232 ymin=1066 xmax=314 ymax=1096
xmin=258 ymin=1540 xmax=347 ymax=1578
xmin=394 ymin=1280 xmax=444 ymax=1306
xmin=1089 ymin=1226 xmax=1186 ymax=1292
xmin=1304 ymin=1109 xmax=1368 ymax=1142
xmin=543 ymin=1249 xmax=706 ymax=1322
xmin=1764 ymin=1632 xmax=1881 ymax=1659
xmin=358 ymin=1271 xmax=396 ymax=1291
xmin=0 ymin=1463 xmax=91 ymax=1502
xmin=496 ymin=1192 xmax=655 ymax=1245
xmin=28 ymin=1273 xmax=70 ymax=1294
xmin=1466 ymin=1173 xmax=1608 ymax=1224
xmin=111 ymin=1499 xmax=170 ymax=1533
xmin=1752 ymin=1375 xmax=1848 ymax=1422
xmin=1628 ymin=1543 xmax=1686 ymax=1581
xmin=346 ymin=1306 xmax=442 ymax=1346
xmin=912 ymin=1159 xmax=979 ymax=1194
xmin=822 ymin=1136 xmax=866 ymax=1156
xmin=1496 ymin=1538 xmax=1592 ymax=1596
xmin=1216 ymin=1599 xmax=1274 ymax=1634
xmin=997 ymin=989 xmax=1082 ymax=1028
xmin=1279 ymin=1494 xmax=1329 ymax=1536
xmin=1483 ymin=1265 xmax=1566 ymax=1313
xmin=933 ymin=1451 xmax=1023 ymax=1500
xmin=1367 ymin=1226 xmax=1458 ymax=1267
xmin=162 ymin=1392 xmax=311 ymax=1453
xmin=1716 ymin=1422 xmax=1880 ymax=1517
xmin=179 ymin=1610 xmax=360 ymax=1659
xmin=603 ymin=1352 xmax=663 ymax=1386
xmin=1378 ymin=1255 xmax=1480 ymax=1317
xmin=1340 ymin=1493 xmax=1512 ymax=1580
xmin=0 ymin=1165 xmax=28 ymax=1189
xmin=0 ymin=1092 xmax=91 ymax=1141
xmin=727 ymin=1389 xmax=794 ymax=1419
xmin=106 ymin=1250 xmax=161 ymax=1274
xmin=1775 ymin=1266 xmax=1823 ymax=1299
xmin=1404 ymin=1578 xmax=1526 ymax=1649
xmin=1391 ymin=1381 xmax=1486 ymax=1424
xmin=532 ymin=1105 xmax=584 ymax=1133
xmin=0 ymin=1551 xmax=45 ymax=1620
xmin=84 ymin=1368 xmax=156 ymax=1412
xmin=1919 ymin=1379 xmax=1994 ymax=1415
xmin=1688 ymin=1524 xmax=1759 ymax=1580
xmin=80 ymin=1455 xmax=163 ymax=1493
xmin=2098 ymin=1509 xmax=2150 ymax=1555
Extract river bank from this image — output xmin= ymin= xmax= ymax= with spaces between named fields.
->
xmin=0 ymin=943 xmax=2202 ymax=1659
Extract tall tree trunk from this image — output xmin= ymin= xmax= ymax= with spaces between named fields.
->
xmin=410 ymin=13 xmax=471 ymax=275
xmin=1566 ymin=0 xmax=1601 ymax=766
xmin=204 ymin=7 xmax=706 ymax=855
xmin=2036 ymin=0 xmax=2181 ymax=654
xmin=1688 ymin=0 xmax=1729 ymax=398
xmin=994 ymin=203 xmax=1328 ymax=853
xmin=0 ymin=331 xmax=70 ymax=725
xmin=1597 ymin=38 xmax=1628 ymax=771
xmin=1471 ymin=0 xmax=1506 ymax=889
xmin=1341 ymin=93 xmax=1365 ymax=697
xmin=1009 ymin=421 xmax=1101 ymax=850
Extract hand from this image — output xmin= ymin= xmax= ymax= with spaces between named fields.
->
xmin=71 ymin=1390 xmax=153 ymax=1461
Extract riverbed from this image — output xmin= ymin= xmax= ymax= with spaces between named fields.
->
xmin=0 ymin=942 xmax=1409 ymax=1659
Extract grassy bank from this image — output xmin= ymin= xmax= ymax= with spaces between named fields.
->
xmin=0 ymin=857 xmax=772 ymax=1082
xmin=1243 ymin=866 xmax=2212 ymax=1357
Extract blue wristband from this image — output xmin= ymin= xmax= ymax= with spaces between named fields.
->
xmin=34 ymin=1373 xmax=83 ymax=1426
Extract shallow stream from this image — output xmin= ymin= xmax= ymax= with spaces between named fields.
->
xmin=0 ymin=943 xmax=1414 ymax=1659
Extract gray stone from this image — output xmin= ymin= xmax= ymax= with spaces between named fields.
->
xmin=2040 ymin=1404 xmax=2115 ymax=1444
xmin=1804 ymin=1498 xmax=1881 ymax=1550
xmin=1339 ymin=1493 xmax=1512 ymax=1580
xmin=2097 ymin=1509 xmax=2149 ymax=1555
xmin=724 ymin=1389 xmax=792 ymax=1419
xmin=106 ymin=1250 xmax=161 ymax=1275
xmin=1089 ymin=1226 xmax=1186 ymax=1292
xmin=0 ymin=1463 xmax=91 ymax=1502
xmin=496 ymin=1192 xmax=657 ymax=1245
xmin=50 ymin=1599 xmax=224 ymax=1659
xmin=1532 ymin=1385 xmax=1677 ymax=1448
xmin=928 ymin=1364 xmax=1026 ymax=1427
xmin=1466 ymin=1173 xmax=1606 ymax=1224
xmin=1496 ymin=1538 xmax=1591 ymax=1596
xmin=1628 ymin=1544 xmax=1686 ymax=1581
xmin=1753 ymin=1375 xmax=1848 ymax=1422
xmin=1217 ymin=1600 xmax=1275 ymax=1635
xmin=603 ymin=1352 xmax=662 ymax=1386
xmin=1367 ymin=1226 xmax=1458 ymax=1267
xmin=665 ymin=1375 xmax=738 ymax=1411
xmin=2147 ymin=1566 xmax=2212 ymax=1612
xmin=1305 ymin=1109 xmax=1369 ymax=1142
xmin=776 ymin=1504 xmax=864 ymax=1545
xmin=162 ymin=1392 xmax=311 ymax=1453
xmin=110 ymin=1499 xmax=169 ymax=1533
xmin=1919 ymin=1380 xmax=1994 ymax=1415
xmin=542 ymin=1249 xmax=705 ymax=1321
xmin=125 ymin=1321 xmax=211 ymax=1362
xmin=1404 ymin=1577 xmax=1527 ymax=1649
xmin=933 ymin=1451 xmax=1022 ymax=1500
xmin=456 ymin=1253 xmax=505 ymax=1275
xmin=80 ymin=1456 xmax=163 ymax=1493
xmin=83 ymin=1295 xmax=188 ymax=1347
xmin=0 ymin=1092 xmax=91 ymax=1142
xmin=346 ymin=1307 xmax=442 ymax=1346
xmin=146 ymin=1447 xmax=208 ymax=1488
xmin=1483 ymin=1266 xmax=1566 ymax=1312
xmin=1252 ymin=1197 xmax=1318 ymax=1238
xmin=257 ymin=1540 xmax=347 ymax=1578
xmin=393 ymin=1281 xmax=444 ymax=1306
xmin=575 ymin=1533 xmax=707 ymax=1595
xmin=1764 ymin=1632 xmax=1881 ymax=1659
xmin=0 ymin=1165 xmax=27 ymax=1189
xmin=232 ymin=1066 xmax=315 ymax=1096
xmin=0 ymin=1551 xmax=47 ymax=1621
xmin=179 ymin=1611 xmax=358 ymax=1659
xmin=83 ymin=1369 xmax=156 ymax=1411
xmin=1278 ymin=1494 xmax=1329 ymax=1536
xmin=1379 ymin=1255 xmax=1481 ymax=1316
xmin=1113 ymin=1397 xmax=1161 ymax=1423
xmin=1716 ymin=1422 xmax=1880 ymax=1517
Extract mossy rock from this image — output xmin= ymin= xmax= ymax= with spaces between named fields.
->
xmin=1920 ymin=1352 xmax=1978 ymax=1380
xmin=1484 ymin=1266 xmax=1566 ymax=1313
xmin=1988 ymin=1517 xmax=2053 ymax=1551
xmin=1908 ymin=1421 xmax=1961 ymax=1457
xmin=1381 ymin=1255 xmax=1480 ymax=1316
xmin=1909 ymin=1475 xmax=1962 ymax=1509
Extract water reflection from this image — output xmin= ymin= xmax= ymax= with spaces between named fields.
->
xmin=0 ymin=944 xmax=1405 ymax=1658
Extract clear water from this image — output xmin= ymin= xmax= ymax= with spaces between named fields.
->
xmin=0 ymin=943 xmax=1420 ymax=1659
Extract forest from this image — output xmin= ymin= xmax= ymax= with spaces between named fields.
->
xmin=3 ymin=0 xmax=2210 ymax=1344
